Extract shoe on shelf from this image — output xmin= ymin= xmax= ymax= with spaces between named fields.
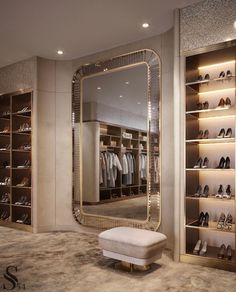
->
xmin=223 ymin=213 xmax=233 ymax=230
xmin=193 ymin=185 xmax=202 ymax=197
xmin=225 ymin=128 xmax=232 ymax=138
xmin=203 ymin=130 xmax=209 ymax=139
xmin=226 ymin=245 xmax=232 ymax=260
xmin=194 ymin=157 xmax=202 ymax=168
xmin=198 ymin=75 xmax=203 ymax=81
xmin=217 ymin=128 xmax=225 ymax=138
xmin=204 ymin=74 xmax=210 ymax=80
xmin=216 ymin=157 xmax=225 ymax=169
xmin=197 ymin=102 xmax=203 ymax=110
xmin=216 ymin=98 xmax=225 ymax=109
xmin=226 ymin=70 xmax=232 ymax=77
xmin=16 ymin=177 xmax=30 ymax=187
xmin=198 ymin=212 xmax=205 ymax=226
xmin=203 ymin=101 xmax=209 ymax=109
xmin=16 ymin=213 xmax=29 ymax=224
xmin=219 ymin=71 xmax=225 ymax=78
xmin=223 ymin=185 xmax=232 ymax=199
xmin=202 ymin=212 xmax=209 ymax=227
xmin=225 ymin=97 xmax=231 ymax=108
xmin=202 ymin=157 xmax=209 ymax=168
xmin=201 ymin=185 xmax=209 ymax=197
xmin=197 ymin=130 xmax=204 ymax=139
xmin=225 ymin=156 xmax=230 ymax=169
xmin=217 ymin=244 xmax=226 ymax=259
xmin=199 ymin=241 xmax=208 ymax=256
xmin=193 ymin=239 xmax=202 ymax=255
xmin=217 ymin=212 xmax=226 ymax=229
xmin=215 ymin=185 xmax=224 ymax=198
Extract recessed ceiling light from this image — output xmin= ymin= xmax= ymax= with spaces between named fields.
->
xmin=97 ymin=86 xmax=101 ymax=90
xmin=125 ymin=81 xmax=130 ymax=85
xmin=120 ymin=95 xmax=123 ymax=98
xmin=142 ymin=23 xmax=149 ymax=28
xmin=57 ymin=50 xmax=64 ymax=55
xmin=234 ymin=21 xmax=236 ymax=29
xmin=137 ymin=102 xmax=141 ymax=105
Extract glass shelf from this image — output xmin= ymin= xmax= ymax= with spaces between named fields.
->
xmin=186 ymin=168 xmax=235 ymax=171
xmin=186 ymin=138 xmax=235 ymax=144
xmin=186 ymin=221 xmax=235 ymax=233
xmin=186 ymin=196 xmax=235 ymax=202
xmin=186 ymin=76 xmax=236 ymax=86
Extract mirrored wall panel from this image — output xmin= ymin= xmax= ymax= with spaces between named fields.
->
xmin=72 ymin=50 xmax=161 ymax=230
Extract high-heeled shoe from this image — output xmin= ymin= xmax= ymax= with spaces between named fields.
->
xmin=199 ymin=241 xmax=207 ymax=256
xmin=204 ymin=74 xmax=210 ymax=80
xmin=197 ymin=130 xmax=203 ymax=139
xmin=201 ymin=185 xmax=209 ymax=198
xmin=193 ymin=185 xmax=202 ymax=197
xmin=216 ymin=157 xmax=225 ymax=168
xmin=203 ymin=101 xmax=209 ymax=109
xmin=193 ymin=239 xmax=201 ymax=255
xmin=223 ymin=185 xmax=232 ymax=199
xmin=217 ymin=212 xmax=226 ymax=229
xmin=217 ymin=128 xmax=225 ymax=138
xmin=215 ymin=184 xmax=223 ymax=198
xmin=223 ymin=213 xmax=233 ymax=230
xmin=225 ymin=128 xmax=232 ymax=138
xmin=198 ymin=212 xmax=205 ymax=225
xmin=226 ymin=245 xmax=232 ymax=260
xmin=225 ymin=97 xmax=231 ymax=108
xmin=226 ymin=70 xmax=232 ymax=77
xmin=202 ymin=157 xmax=209 ymax=168
xmin=194 ymin=158 xmax=202 ymax=168
xmin=203 ymin=129 xmax=209 ymax=139
xmin=202 ymin=212 xmax=209 ymax=227
xmin=216 ymin=98 xmax=225 ymax=108
xmin=219 ymin=71 xmax=225 ymax=78
xmin=198 ymin=75 xmax=203 ymax=81
xmin=225 ymin=156 xmax=230 ymax=169
xmin=217 ymin=244 xmax=226 ymax=259
xmin=197 ymin=102 xmax=202 ymax=110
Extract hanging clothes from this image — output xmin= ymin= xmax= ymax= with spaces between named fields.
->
xmin=139 ymin=154 xmax=147 ymax=180
xmin=100 ymin=151 xmax=122 ymax=188
xmin=122 ymin=152 xmax=135 ymax=185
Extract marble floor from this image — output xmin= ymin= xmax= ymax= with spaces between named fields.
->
xmin=0 ymin=226 xmax=236 ymax=292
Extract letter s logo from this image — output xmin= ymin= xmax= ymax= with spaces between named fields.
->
xmin=3 ymin=266 xmax=18 ymax=290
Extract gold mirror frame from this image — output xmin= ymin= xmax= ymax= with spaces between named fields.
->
xmin=72 ymin=49 xmax=161 ymax=230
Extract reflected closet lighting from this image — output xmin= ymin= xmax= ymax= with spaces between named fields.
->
xmin=198 ymin=87 xmax=236 ymax=95
xmin=198 ymin=115 xmax=236 ymax=121
xmin=198 ymin=60 xmax=235 ymax=70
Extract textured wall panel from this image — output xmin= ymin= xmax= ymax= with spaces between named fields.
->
xmin=180 ymin=0 xmax=236 ymax=53
xmin=0 ymin=57 xmax=36 ymax=93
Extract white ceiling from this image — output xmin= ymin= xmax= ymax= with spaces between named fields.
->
xmin=0 ymin=0 xmax=200 ymax=68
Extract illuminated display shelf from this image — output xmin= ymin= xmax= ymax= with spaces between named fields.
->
xmin=186 ymin=138 xmax=235 ymax=144
xmin=182 ymin=45 xmax=236 ymax=272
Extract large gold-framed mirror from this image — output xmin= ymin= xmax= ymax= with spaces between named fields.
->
xmin=72 ymin=49 xmax=161 ymax=230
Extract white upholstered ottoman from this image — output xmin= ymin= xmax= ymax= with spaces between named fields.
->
xmin=98 ymin=227 xmax=167 ymax=267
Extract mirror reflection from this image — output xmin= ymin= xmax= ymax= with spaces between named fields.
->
xmin=81 ymin=64 xmax=149 ymax=220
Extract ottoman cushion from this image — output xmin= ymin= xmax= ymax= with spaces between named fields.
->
xmin=98 ymin=227 xmax=167 ymax=259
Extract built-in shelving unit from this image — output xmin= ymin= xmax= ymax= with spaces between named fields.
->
xmin=181 ymin=46 xmax=236 ymax=271
xmin=0 ymin=90 xmax=32 ymax=232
